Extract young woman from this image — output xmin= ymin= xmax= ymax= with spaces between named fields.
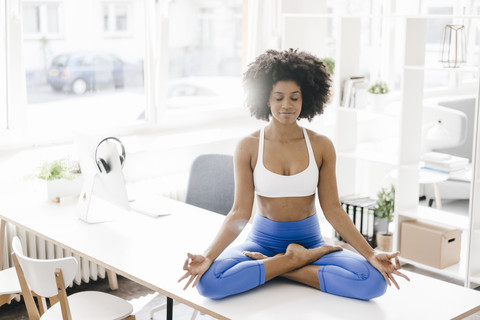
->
xmin=179 ymin=49 xmax=409 ymax=300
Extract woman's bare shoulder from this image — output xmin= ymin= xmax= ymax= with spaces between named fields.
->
xmin=235 ymin=130 xmax=261 ymax=169
xmin=236 ymin=130 xmax=261 ymax=152
xmin=305 ymin=128 xmax=334 ymax=149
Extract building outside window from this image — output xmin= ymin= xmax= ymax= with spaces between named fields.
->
xmin=22 ymin=2 xmax=62 ymax=37
xmin=103 ymin=2 xmax=131 ymax=36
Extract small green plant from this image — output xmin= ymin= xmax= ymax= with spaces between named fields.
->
xmin=37 ymin=158 xmax=81 ymax=181
xmin=368 ymin=80 xmax=389 ymax=95
xmin=375 ymin=184 xmax=395 ymax=235
xmin=321 ymin=57 xmax=335 ymax=76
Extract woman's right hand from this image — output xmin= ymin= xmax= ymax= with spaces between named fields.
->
xmin=178 ymin=253 xmax=212 ymax=290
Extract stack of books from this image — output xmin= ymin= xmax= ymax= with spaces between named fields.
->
xmin=341 ymin=76 xmax=368 ymax=108
xmin=421 ymin=152 xmax=469 ymax=174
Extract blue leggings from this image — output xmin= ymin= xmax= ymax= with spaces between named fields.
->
xmin=197 ymin=214 xmax=387 ymax=300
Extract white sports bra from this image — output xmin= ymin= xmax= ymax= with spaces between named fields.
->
xmin=253 ymin=127 xmax=319 ymax=198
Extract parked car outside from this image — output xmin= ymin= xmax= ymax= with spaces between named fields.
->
xmin=47 ymin=51 xmax=125 ymax=95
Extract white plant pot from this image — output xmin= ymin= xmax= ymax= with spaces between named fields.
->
xmin=368 ymin=94 xmax=387 ymax=112
xmin=46 ymin=177 xmax=84 ymax=202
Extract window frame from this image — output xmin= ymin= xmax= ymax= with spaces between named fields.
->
xmin=1 ymin=2 xmax=6 ymax=130
xmin=21 ymin=1 xmax=63 ymax=40
xmin=101 ymin=1 xmax=133 ymax=38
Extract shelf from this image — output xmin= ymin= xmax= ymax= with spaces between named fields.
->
xmin=398 ymin=205 xmax=470 ymax=230
xmin=399 ymin=257 xmax=467 ymax=281
xmin=470 ymin=273 xmax=480 ymax=286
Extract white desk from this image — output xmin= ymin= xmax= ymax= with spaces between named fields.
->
xmin=1 ymin=184 xmax=480 ymax=320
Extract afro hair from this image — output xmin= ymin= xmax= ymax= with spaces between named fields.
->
xmin=242 ymin=48 xmax=331 ymax=121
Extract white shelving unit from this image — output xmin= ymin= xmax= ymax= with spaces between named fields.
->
xmin=280 ymin=10 xmax=480 ymax=288
xmin=395 ymin=17 xmax=480 ymax=288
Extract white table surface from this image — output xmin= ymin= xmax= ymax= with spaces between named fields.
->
xmin=1 ymin=183 xmax=480 ymax=320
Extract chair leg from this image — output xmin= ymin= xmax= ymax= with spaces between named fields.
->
xmin=0 ymin=293 xmax=17 ymax=306
xmin=150 ymin=300 xmax=179 ymax=319
xmin=54 ymin=268 xmax=72 ymax=320
xmin=33 ymin=294 xmax=48 ymax=315
xmin=428 ymin=198 xmax=434 ymax=207
xmin=12 ymin=253 xmax=41 ymax=320
xmin=190 ymin=309 xmax=199 ymax=320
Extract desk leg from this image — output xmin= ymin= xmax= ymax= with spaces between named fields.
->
xmin=166 ymin=297 xmax=173 ymax=320
xmin=106 ymin=269 xmax=119 ymax=290
xmin=433 ymin=183 xmax=442 ymax=210
xmin=0 ymin=219 xmax=6 ymax=269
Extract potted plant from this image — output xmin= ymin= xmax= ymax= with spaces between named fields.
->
xmin=37 ymin=158 xmax=83 ymax=202
xmin=375 ymin=184 xmax=395 ymax=251
xmin=321 ymin=57 xmax=335 ymax=76
xmin=367 ymin=80 xmax=389 ymax=112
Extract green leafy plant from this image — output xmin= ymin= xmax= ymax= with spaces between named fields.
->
xmin=37 ymin=158 xmax=81 ymax=181
xmin=321 ymin=57 xmax=335 ymax=76
xmin=375 ymin=184 xmax=395 ymax=236
xmin=368 ymin=80 xmax=389 ymax=95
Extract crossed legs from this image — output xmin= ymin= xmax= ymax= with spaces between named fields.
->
xmin=244 ymin=244 xmax=341 ymax=287
xmin=197 ymin=242 xmax=387 ymax=300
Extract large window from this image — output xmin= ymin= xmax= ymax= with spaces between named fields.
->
xmin=20 ymin=0 xmax=146 ymax=140
xmin=2 ymin=0 xmax=244 ymax=144
xmin=166 ymin=0 xmax=243 ymax=110
xmin=3 ymin=0 xmax=479 ymax=147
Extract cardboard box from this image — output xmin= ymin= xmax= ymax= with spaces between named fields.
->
xmin=400 ymin=220 xmax=462 ymax=269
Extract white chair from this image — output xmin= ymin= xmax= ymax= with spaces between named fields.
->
xmin=11 ymin=236 xmax=135 ymax=320
xmin=1 ymin=220 xmax=22 ymax=306
xmin=0 ymin=267 xmax=21 ymax=306
xmin=422 ymin=101 xmax=472 ymax=207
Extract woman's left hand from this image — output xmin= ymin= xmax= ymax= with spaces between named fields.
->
xmin=367 ymin=252 xmax=410 ymax=289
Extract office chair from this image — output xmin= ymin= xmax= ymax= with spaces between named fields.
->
xmin=11 ymin=236 xmax=135 ymax=320
xmin=185 ymin=153 xmax=235 ymax=215
xmin=150 ymin=153 xmax=234 ymax=319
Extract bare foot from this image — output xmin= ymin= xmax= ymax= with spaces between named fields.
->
xmin=244 ymin=244 xmax=342 ymax=265
xmin=285 ymin=243 xmax=343 ymax=265
xmin=243 ymin=251 xmax=269 ymax=260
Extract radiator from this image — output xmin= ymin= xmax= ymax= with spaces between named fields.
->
xmin=2 ymin=174 xmax=188 ymax=286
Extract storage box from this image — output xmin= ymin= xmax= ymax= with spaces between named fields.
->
xmin=400 ymin=220 xmax=462 ymax=269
